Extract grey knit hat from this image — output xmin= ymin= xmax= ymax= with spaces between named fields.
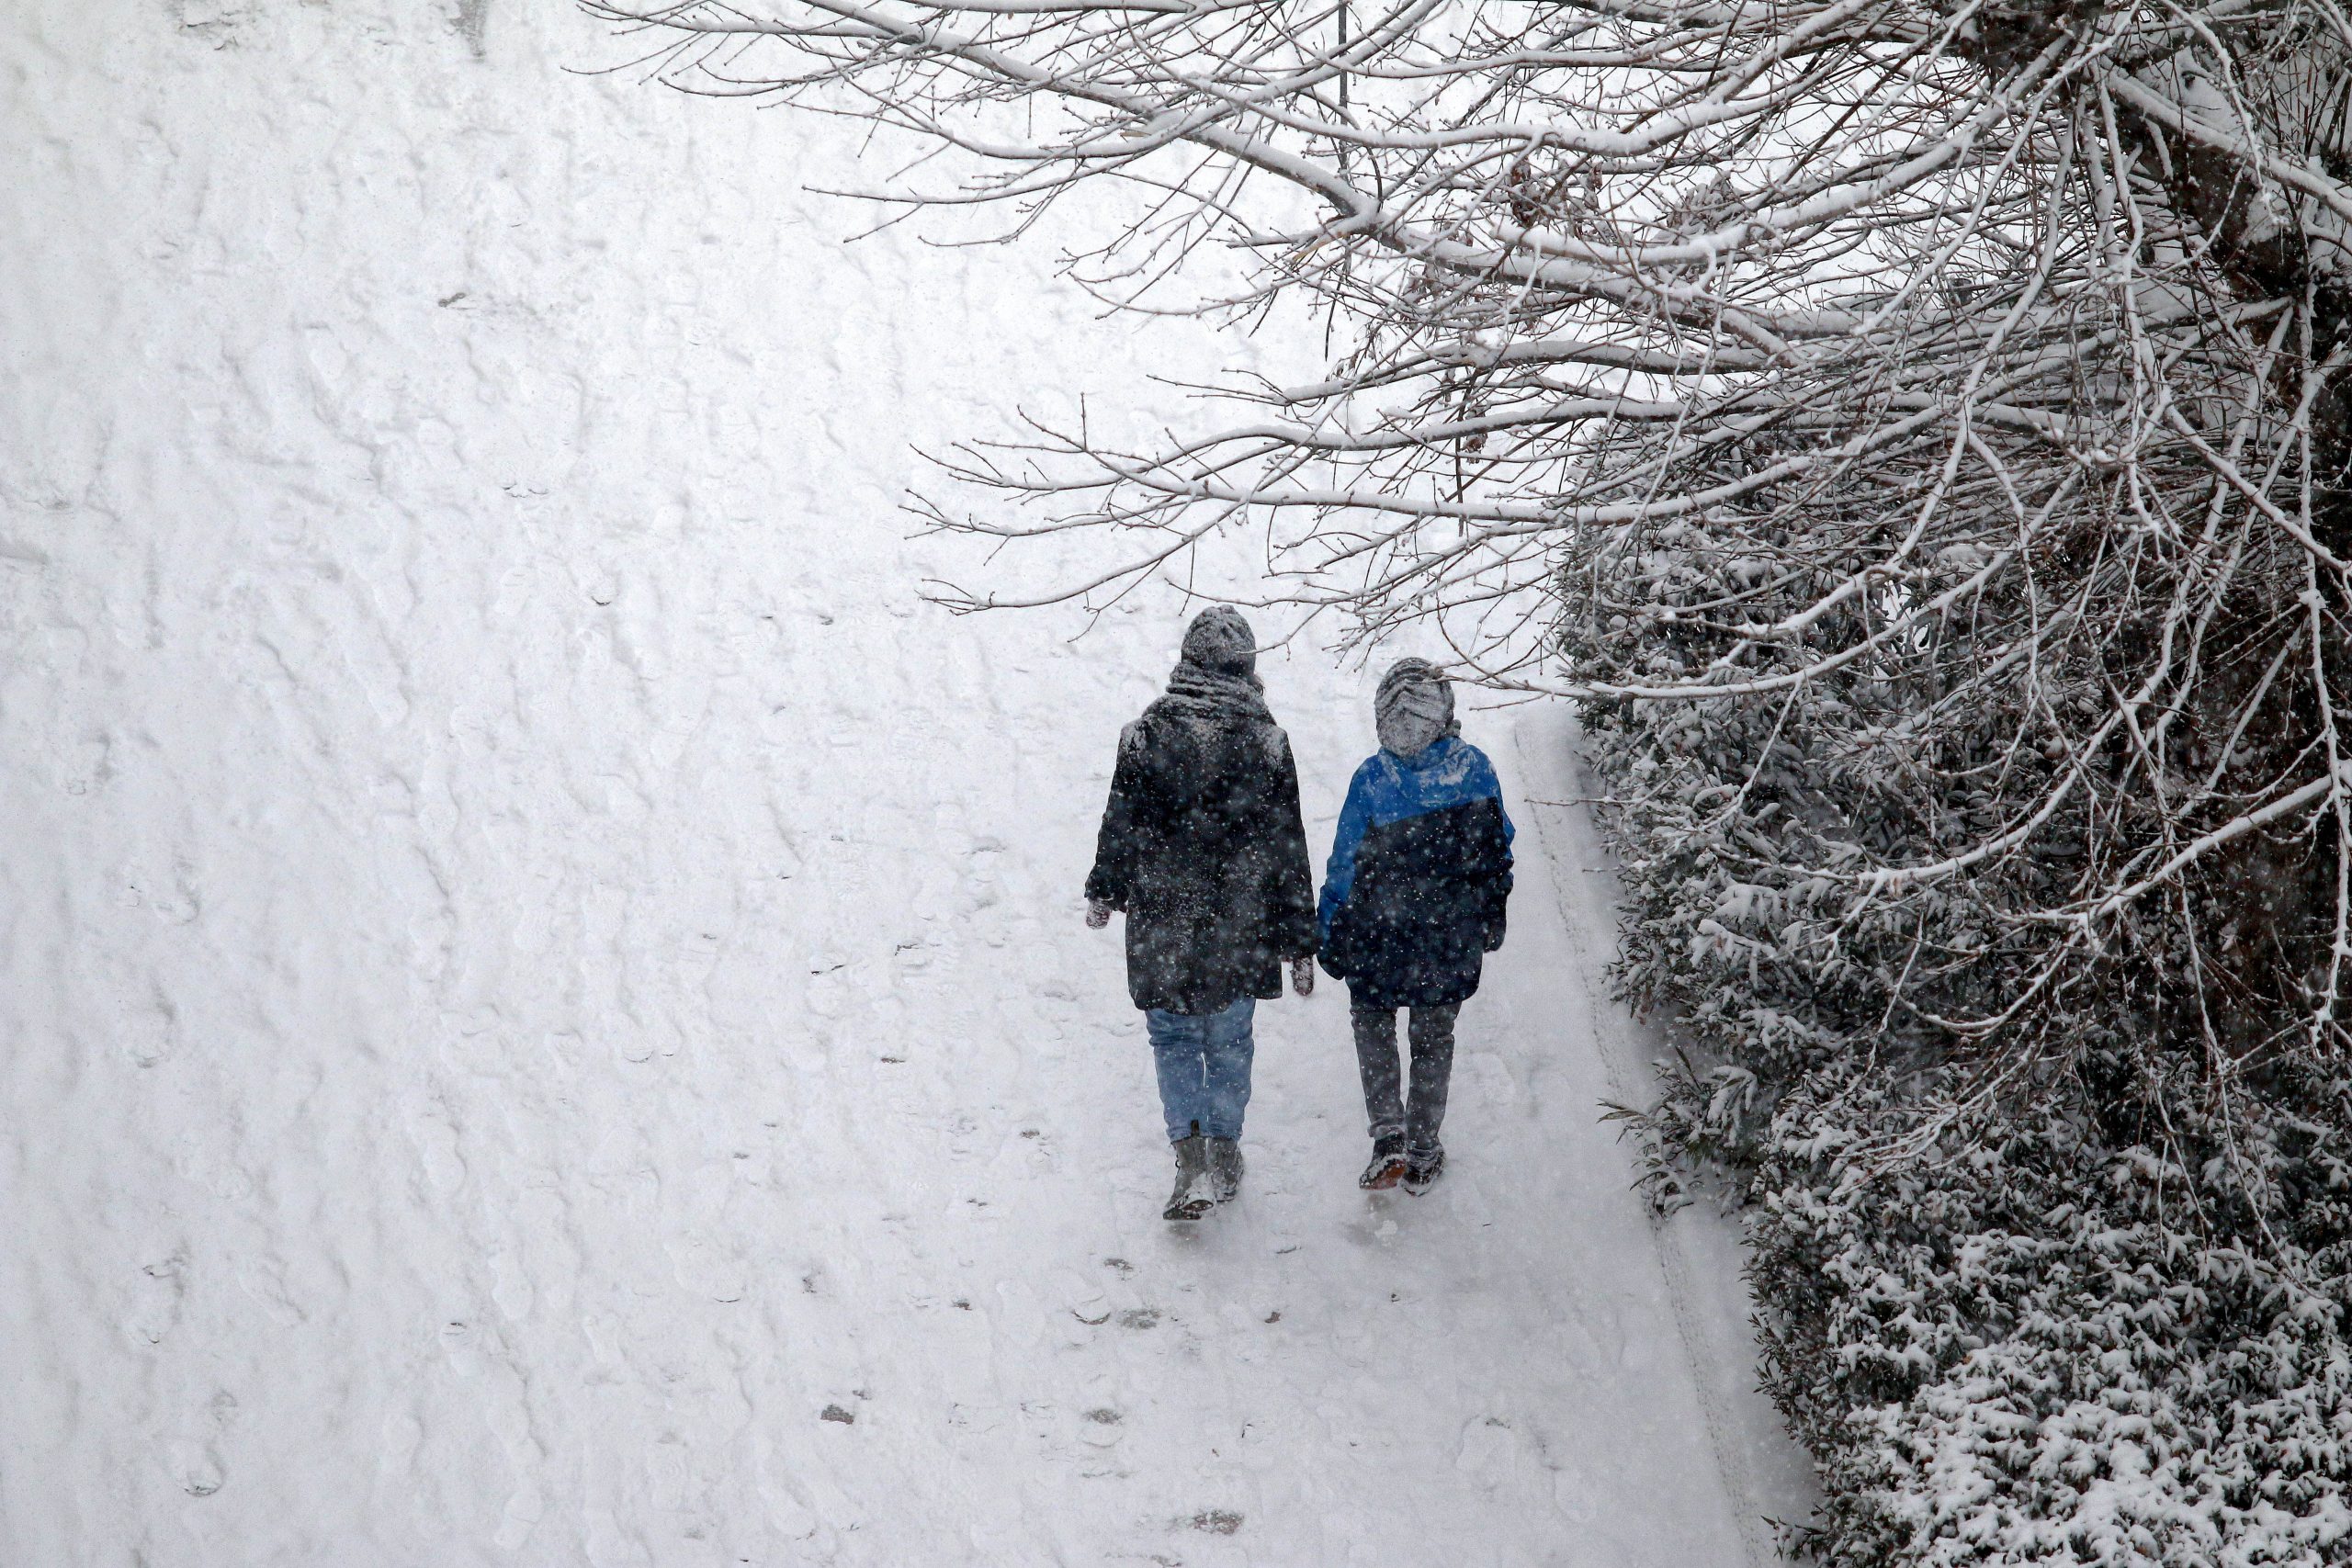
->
xmin=1179 ymin=605 xmax=1258 ymax=677
xmin=1375 ymin=657 xmax=1455 ymax=759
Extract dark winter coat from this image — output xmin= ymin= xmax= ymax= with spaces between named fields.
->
xmin=1317 ymin=736 xmax=1514 ymax=1009
xmin=1085 ymin=684 xmax=1319 ymax=1017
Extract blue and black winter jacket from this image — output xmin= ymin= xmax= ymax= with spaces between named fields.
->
xmin=1317 ymin=736 xmax=1514 ymax=1009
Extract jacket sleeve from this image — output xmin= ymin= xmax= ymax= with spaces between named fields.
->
xmin=1478 ymin=759 xmax=1515 ymax=951
xmin=1084 ymin=721 xmax=1148 ymax=909
xmin=1264 ymin=730 xmax=1318 ymax=960
xmin=1317 ymin=763 xmax=1373 ymax=944
xmin=1480 ymin=823 xmax=1512 ymax=950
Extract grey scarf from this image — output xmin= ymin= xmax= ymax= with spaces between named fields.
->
xmin=1160 ymin=606 xmax=1272 ymax=729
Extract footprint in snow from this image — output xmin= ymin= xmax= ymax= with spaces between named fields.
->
xmin=168 ymin=1438 xmax=225 ymax=1498
xmin=126 ymin=1249 xmax=187 ymax=1348
xmin=119 ymin=996 xmax=178 ymax=1069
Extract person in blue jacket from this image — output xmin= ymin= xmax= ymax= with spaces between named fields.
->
xmin=1317 ymin=659 xmax=1512 ymax=1192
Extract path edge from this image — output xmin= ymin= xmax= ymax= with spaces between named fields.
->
xmin=1511 ymin=705 xmax=1822 ymax=1566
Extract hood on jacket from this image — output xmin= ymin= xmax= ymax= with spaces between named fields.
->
xmin=1374 ymin=657 xmax=1456 ymax=759
xmin=1179 ymin=605 xmax=1258 ymax=678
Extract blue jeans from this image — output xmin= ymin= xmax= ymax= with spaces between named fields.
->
xmin=1144 ymin=997 xmax=1256 ymax=1143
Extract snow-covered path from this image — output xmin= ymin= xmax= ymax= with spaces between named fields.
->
xmin=2 ymin=4 xmax=1809 ymax=1562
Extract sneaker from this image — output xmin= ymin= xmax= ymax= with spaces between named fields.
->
xmin=1163 ymin=1134 xmax=1216 ymax=1221
xmin=1402 ymin=1145 xmax=1445 ymax=1195
xmin=1358 ymin=1136 xmax=1408 ymax=1190
xmin=1206 ymin=1137 xmax=1244 ymax=1203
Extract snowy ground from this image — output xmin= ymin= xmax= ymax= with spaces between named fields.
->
xmin=2 ymin=4 xmax=1812 ymax=1562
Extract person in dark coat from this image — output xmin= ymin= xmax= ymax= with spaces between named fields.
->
xmin=1085 ymin=606 xmax=1317 ymax=1220
xmin=1317 ymin=658 xmax=1512 ymax=1193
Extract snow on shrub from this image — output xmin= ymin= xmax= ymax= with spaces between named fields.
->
xmin=1580 ymin=611 xmax=2352 ymax=1563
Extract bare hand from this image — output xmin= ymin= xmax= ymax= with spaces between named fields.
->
xmin=1291 ymin=955 xmax=1316 ymax=997
xmin=1085 ymin=899 xmax=1114 ymax=929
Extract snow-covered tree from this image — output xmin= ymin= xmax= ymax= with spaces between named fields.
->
xmin=589 ymin=0 xmax=2352 ymax=1559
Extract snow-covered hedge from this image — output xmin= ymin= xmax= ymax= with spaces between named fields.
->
xmin=1581 ymin=656 xmax=2352 ymax=1565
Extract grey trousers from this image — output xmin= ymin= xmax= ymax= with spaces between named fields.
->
xmin=1351 ymin=1003 xmax=1459 ymax=1156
